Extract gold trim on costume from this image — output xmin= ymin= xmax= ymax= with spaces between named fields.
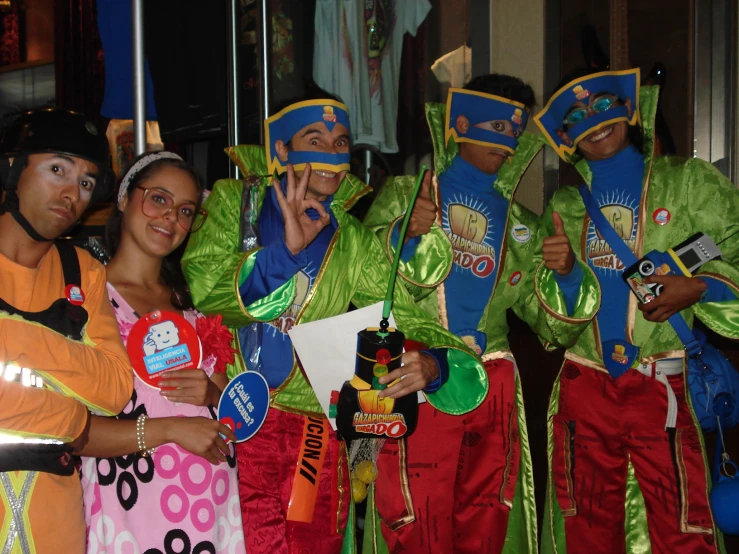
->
xmin=498 ymin=402 xmax=517 ymax=509
xmin=271 ymin=229 xmax=342 ymax=404
xmin=436 ymin=282 xmax=450 ymax=331
xmin=342 ymin=181 xmax=373 ymax=212
xmin=478 ymin=141 xmax=539 ymax=334
xmin=336 ymin=441 xmax=346 ymax=535
xmin=697 ymin=271 xmax=739 ymax=295
xmin=559 ymin=419 xmax=577 ymax=517
xmin=431 ymin=174 xmax=453 ymax=331
xmin=389 ymin=438 xmax=417 ymax=531
xmin=533 ymin=261 xmax=595 ymax=324
xmin=234 ymin=246 xmax=274 ymax=319
xmin=674 ymin=429 xmax=714 ymax=535
xmin=579 ymin=212 xmax=606 ymax=362
xmin=383 ymin=214 xmax=454 ymax=291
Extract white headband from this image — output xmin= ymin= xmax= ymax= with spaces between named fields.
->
xmin=117 ymin=152 xmax=184 ymax=207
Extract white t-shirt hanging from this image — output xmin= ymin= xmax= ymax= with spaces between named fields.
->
xmin=314 ymin=0 xmax=432 ymax=153
xmin=431 ymin=44 xmax=472 ymax=88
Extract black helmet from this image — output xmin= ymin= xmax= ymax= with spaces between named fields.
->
xmin=0 ymin=108 xmax=113 ymax=241
xmin=0 ymin=108 xmax=113 ymax=205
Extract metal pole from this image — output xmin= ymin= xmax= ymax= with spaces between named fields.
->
xmin=259 ymin=0 xmax=271 ymax=133
xmin=131 ymin=0 xmax=146 ymax=156
xmin=364 ymin=149 xmax=372 ymax=185
xmin=227 ymin=0 xmax=241 ymax=178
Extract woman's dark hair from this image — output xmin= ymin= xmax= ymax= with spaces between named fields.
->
xmin=554 ymin=67 xmax=644 ymax=154
xmin=105 ymin=153 xmax=203 ymax=310
xmin=464 ymin=73 xmax=536 ymax=110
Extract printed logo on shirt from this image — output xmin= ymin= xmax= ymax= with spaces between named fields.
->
xmin=586 ymin=191 xmax=639 ymax=274
xmin=442 ymin=195 xmax=496 ymax=279
xmin=268 ymin=263 xmax=316 ymax=336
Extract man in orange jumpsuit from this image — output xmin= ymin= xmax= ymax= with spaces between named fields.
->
xmin=0 ymin=109 xmax=133 ymax=552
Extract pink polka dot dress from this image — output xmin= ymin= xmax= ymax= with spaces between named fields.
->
xmin=80 ymin=284 xmax=245 ymax=554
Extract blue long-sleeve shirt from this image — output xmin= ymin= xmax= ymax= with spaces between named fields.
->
xmin=395 ymin=155 xmax=508 ymax=355
xmin=238 ymin=178 xmax=449 ymax=390
xmin=238 ymin=179 xmax=337 ymax=387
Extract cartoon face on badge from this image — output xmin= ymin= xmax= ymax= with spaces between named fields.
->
xmin=144 ymin=321 xmax=180 ymax=355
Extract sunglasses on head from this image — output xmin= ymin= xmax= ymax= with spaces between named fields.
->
xmin=563 ymin=94 xmax=619 ymax=127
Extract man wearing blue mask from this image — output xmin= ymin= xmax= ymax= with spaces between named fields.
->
xmin=364 ymin=75 xmax=600 ymax=554
xmin=183 ymin=88 xmax=488 ymax=554
xmin=535 ymin=68 xmax=739 ymax=554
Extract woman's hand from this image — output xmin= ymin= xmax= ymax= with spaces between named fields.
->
xmin=158 ymin=369 xmax=222 ymax=407
xmin=166 ymin=417 xmax=237 ymax=465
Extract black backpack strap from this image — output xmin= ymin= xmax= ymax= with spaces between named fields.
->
xmin=56 ymin=241 xmax=82 ymax=288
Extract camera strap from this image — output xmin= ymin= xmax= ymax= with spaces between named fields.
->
xmin=578 ymin=185 xmax=701 ymax=355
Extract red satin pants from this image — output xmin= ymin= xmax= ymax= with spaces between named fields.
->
xmin=236 ymin=408 xmax=350 ymax=554
xmin=551 ymin=361 xmax=718 ymax=554
xmin=376 ymin=358 xmax=520 ymax=553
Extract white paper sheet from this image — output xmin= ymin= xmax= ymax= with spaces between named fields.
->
xmin=288 ymin=302 xmax=424 ymax=430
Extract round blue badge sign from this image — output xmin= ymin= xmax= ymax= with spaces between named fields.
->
xmin=217 ymin=371 xmax=270 ymax=442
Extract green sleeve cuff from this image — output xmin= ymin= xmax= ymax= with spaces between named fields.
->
xmin=382 ymin=214 xmax=453 ymax=295
xmin=694 ymin=260 xmax=739 ymax=340
xmin=423 ymin=347 xmax=488 ymax=415
xmin=535 ymin=259 xmax=601 ymax=323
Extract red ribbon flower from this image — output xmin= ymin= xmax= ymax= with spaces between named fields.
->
xmin=196 ymin=314 xmax=238 ymax=374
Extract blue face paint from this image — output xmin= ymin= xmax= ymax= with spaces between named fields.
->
xmin=445 ymin=88 xmax=529 ymax=155
xmin=534 ymin=68 xmax=640 ymax=161
xmin=264 ymin=99 xmax=352 ymax=174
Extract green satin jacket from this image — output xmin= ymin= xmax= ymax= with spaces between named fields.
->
xmin=181 ymin=144 xmax=487 ymax=420
xmin=539 ymin=86 xmax=739 ymax=368
xmin=541 ymin=86 xmax=739 ymax=554
xmin=364 ymin=102 xmax=602 ymax=358
xmin=362 ymin=103 xmax=601 ymax=554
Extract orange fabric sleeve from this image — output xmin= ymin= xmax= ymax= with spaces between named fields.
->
xmin=0 ymin=249 xmax=133 ymax=439
xmin=0 ymin=382 xmax=89 ymax=442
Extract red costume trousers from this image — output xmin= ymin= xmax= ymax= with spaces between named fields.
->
xmin=236 ymin=408 xmax=350 ymax=554
xmin=551 ymin=361 xmax=718 ymax=554
xmin=376 ymin=358 xmax=520 ymax=553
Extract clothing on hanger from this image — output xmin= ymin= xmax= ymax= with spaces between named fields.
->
xmin=431 ymin=43 xmax=472 ymax=88
xmin=313 ymin=0 xmax=432 ymax=153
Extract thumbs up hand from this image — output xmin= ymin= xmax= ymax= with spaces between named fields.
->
xmin=406 ymin=170 xmax=437 ymax=242
xmin=543 ymin=211 xmax=576 ymax=275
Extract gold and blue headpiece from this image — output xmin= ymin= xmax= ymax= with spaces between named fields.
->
xmin=264 ymin=99 xmax=352 ymax=174
xmin=445 ymin=88 xmax=529 ymax=155
xmin=534 ymin=68 xmax=640 ymax=161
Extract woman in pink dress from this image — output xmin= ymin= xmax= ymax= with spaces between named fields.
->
xmin=79 ymin=152 xmax=245 ymax=554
